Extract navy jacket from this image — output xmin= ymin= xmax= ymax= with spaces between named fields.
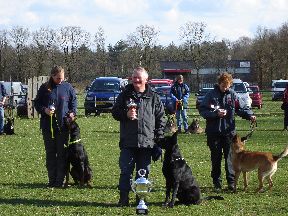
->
xmin=0 ymin=83 xmax=8 ymax=102
xmin=170 ymin=82 xmax=190 ymax=109
xmin=34 ymin=81 xmax=77 ymax=130
xmin=199 ymin=84 xmax=253 ymax=136
xmin=112 ymin=84 xmax=165 ymax=149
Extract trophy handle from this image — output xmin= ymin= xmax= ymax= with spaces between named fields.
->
xmin=138 ymin=169 xmax=146 ymax=177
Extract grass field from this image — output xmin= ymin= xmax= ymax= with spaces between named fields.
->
xmin=1 ymin=93 xmax=288 ymax=215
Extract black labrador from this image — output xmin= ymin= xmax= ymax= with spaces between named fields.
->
xmin=157 ymin=132 xmax=223 ymax=207
xmin=157 ymin=132 xmax=201 ymax=207
xmin=64 ymin=115 xmax=92 ymax=188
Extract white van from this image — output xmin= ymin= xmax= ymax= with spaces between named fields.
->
xmin=271 ymin=79 xmax=288 ymax=100
xmin=232 ymin=79 xmax=252 ymax=108
xmin=0 ymin=81 xmax=26 ymax=104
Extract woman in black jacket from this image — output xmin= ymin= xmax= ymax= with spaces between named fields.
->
xmin=34 ymin=66 xmax=77 ymax=188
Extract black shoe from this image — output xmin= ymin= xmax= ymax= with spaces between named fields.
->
xmin=184 ymin=129 xmax=190 ymax=134
xmin=46 ymin=182 xmax=55 ymax=188
xmin=213 ymin=182 xmax=222 ymax=191
xmin=177 ymin=129 xmax=182 ymax=133
xmin=227 ymin=184 xmax=235 ymax=191
xmin=54 ymin=182 xmax=65 ymax=188
xmin=118 ymin=191 xmax=129 ymax=207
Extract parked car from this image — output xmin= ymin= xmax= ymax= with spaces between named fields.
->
xmin=155 ymin=86 xmax=174 ymax=114
xmin=148 ymin=79 xmax=173 ymax=88
xmin=271 ymin=79 xmax=288 ymax=101
xmin=248 ymin=85 xmax=263 ymax=109
xmin=232 ymin=79 xmax=252 ymax=108
xmin=84 ymin=77 xmax=128 ymax=116
xmin=195 ymin=87 xmax=214 ymax=109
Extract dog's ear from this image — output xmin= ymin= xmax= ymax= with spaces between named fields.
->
xmin=241 ymin=136 xmax=247 ymax=143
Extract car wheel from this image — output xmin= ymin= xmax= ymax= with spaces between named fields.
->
xmin=94 ymin=110 xmax=101 ymax=116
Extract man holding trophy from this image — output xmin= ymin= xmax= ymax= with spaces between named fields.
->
xmin=112 ymin=66 xmax=165 ymax=211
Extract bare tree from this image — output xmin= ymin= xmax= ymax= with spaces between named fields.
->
xmin=0 ymin=30 xmax=10 ymax=80
xmin=9 ymin=26 xmax=30 ymax=81
xmin=180 ymin=21 xmax=212 ymax=89
xmin=31 ymin=27 xmax=57 ymax=77
xmin=57 ymin=26 xmax=91 ymax=82
xmin=126 ymin=24 xmax=159 ymax=71
xmin=94 ymin=26 xmax=108 ymax=76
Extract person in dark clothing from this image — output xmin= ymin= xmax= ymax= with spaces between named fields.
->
xmin=0 ymin=82 xmax=8 ymax=134
xmin=199 ymin=72 xmax=256 ymax=191
xmin=34 ymin=65 xmax=77 ymax=188
xmin=112 ymin=66 xmax=165 ymax=206
xmin=170 ymin=75 xmax=190 ymax=133
xmin=282 ymin=84 xmax=288 ymax=130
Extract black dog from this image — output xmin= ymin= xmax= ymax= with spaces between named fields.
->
xmin=158 ymin=132 xmax=201 ymax=207
xmin=4 ymin=117 xmax=15 ymax=135
xmin=64 ymin=115 xmax=92 ymax=188
xmin=158 ymin=132 xmax=223 ymax=207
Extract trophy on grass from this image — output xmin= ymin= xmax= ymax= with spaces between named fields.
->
xmin=131 ymin=169 xmax=152 ymax=215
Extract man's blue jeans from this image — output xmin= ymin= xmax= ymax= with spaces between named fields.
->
xmin=0 ymin=106 xmax=4 ymax=133
xmin=176 ymin=109 xmax=188 ymax=131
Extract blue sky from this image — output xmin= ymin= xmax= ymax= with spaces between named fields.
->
xmin=1 ymin=0 xmax=288 ymax=46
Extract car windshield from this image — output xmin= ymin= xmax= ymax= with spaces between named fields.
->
xmin=156 ymin=87 xmax=171 ymax=96
xmin=249 ymin=86 xmax=259 ymax=93
xmin=199 ymin=88 xmax=212 ymax=95
xmin=274 ymin=82 xmax=288 ymax=88
xmin=232 ymin=83 xmax=247 ymax=93
xmin=90 ymin=80 xmax=120 ymax=92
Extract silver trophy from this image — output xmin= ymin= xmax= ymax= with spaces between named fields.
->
xmin=131 ymin=169 xmax=152 ymax=215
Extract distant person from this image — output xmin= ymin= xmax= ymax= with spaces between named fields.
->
xmin=0 ymin=82 xmax=7 ymax=135
xmin=34 ymin=66 xmax=77 ymax=188
xmin=170 ymin=75 xmax=190 ymax=133
xmin=112 ymin=66 xmax=165 ymax=206
xmin=282 ymin=84 xmax=288 ymax=130
xmin=199 ymin=72 xmax=256 ymax=191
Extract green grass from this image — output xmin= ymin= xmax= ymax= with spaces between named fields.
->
xmin=1 ymin=93 xmax=288 ymax=215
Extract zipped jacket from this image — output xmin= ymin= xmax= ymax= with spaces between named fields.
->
xmin=34 ymin=81 xmax=77 ymax=130
xmin=112 ymin=84 xmax=165 ymax=148
xmin=170 ymin=82 xmax=190 ymax=109
xmin=199 ymin=84 xmax=253 ymax=136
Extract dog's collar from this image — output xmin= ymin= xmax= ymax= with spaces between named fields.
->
xmin=69 ymin=139 xmax=81 ymax=144
xmin=171 ymin=157 xmax=185 ymax=162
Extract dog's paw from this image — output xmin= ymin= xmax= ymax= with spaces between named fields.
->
xmin=168 ymin=202 xmax=175 ymax=208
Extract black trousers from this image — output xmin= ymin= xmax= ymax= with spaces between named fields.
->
xmin=42 ymin=128 xmax=69 ymax=185
xmin=118 ymin=147 xmax=152 ymax=192
xmin=207 ymin=134 xmax=235 ymax=186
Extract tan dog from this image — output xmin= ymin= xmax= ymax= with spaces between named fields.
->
xmin=187 ymin=119 xmax=204 ymax=134
xmin=232 ymin=134 xmax=288 ymax=193
xmin=164 ymin=114 xmax=177 ymax=134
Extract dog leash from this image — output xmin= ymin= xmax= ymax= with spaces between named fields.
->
xmin=243 ymin=120 xmax=257 ymax=140
xmin=69 ymin=139 xmax=81 ymax=144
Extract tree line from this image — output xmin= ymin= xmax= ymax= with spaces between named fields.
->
xmin=1 ymin=21 xmax=288 ymax=89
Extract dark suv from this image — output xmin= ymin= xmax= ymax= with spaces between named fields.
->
xmin=84 ymin=77 xmax=128 ymax=116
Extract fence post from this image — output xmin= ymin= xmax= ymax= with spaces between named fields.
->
xmin=27 ymin=76 xmax=49 ymax=118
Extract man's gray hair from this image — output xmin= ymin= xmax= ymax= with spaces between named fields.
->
xmin=133 ymin=66 xmax=149 ymax=79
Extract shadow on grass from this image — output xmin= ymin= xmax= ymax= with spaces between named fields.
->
xmin=0 ymin=197 xmax=120 ymax=207
xmin=0 ymin=182 xmax=118 ymax=190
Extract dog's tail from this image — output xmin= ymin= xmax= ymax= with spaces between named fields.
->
xmin=202 ymin=196 xmax=224 ymax=201
xmin=275 ymin=145 xmax=288 ymax=161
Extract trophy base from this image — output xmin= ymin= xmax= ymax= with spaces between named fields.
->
xmin=136 ymin=208 xmax=148 ymax=215
xmin=136 ymin=200 xmax=148 ymax=215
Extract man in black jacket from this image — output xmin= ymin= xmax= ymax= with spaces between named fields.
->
xmin=199 ymin=72 xmax=256 ymax=191
xmin=112 ymin=66 xmax=165 ymax=206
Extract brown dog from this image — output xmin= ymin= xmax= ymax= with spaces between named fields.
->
xmin=232 ymin=134 xmax=288 ymax=192
xmin=187 ymin=119 xmax=204 ymax=134
xmin=164 ymin=114 xmax=177 ymax=134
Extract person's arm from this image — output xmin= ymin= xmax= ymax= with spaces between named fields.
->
xmin=198 ymin=91 xmax=219 ymax=120
xmin=68 ymin=85 xmax=77 ymax=116
xmin=154 ymin=94 xmax=165 ymax=139
xmin=34 ymin=84 xmax=47 ymax=115
xmin=112 ymin=92 xmax=129 ymax=121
